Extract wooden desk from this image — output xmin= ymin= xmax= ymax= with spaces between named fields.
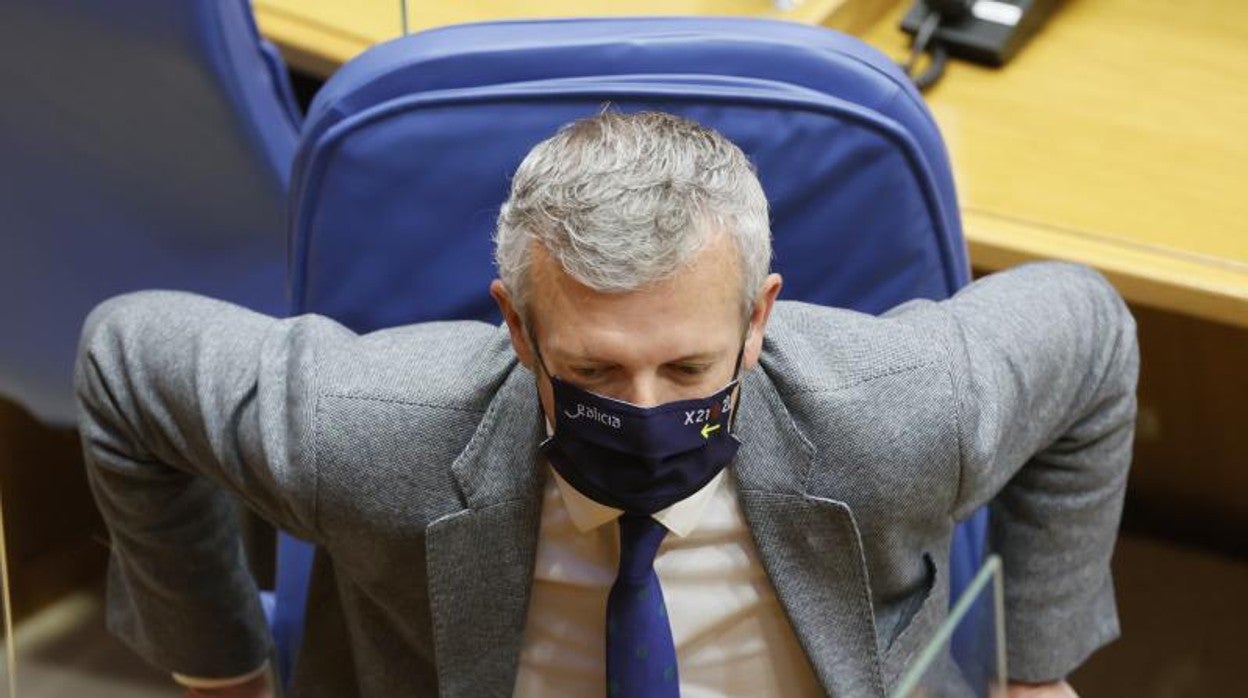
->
xmin=252 ymin=0 xmax=882 ymax=77
xmin=860 ymin=0 xmax=1248 ymax=328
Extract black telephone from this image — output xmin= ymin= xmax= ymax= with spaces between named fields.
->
xmin=900 ymin=0 xmax=1063 ymax=91
xmin=924 ymin=0 xmax=976 ymax=19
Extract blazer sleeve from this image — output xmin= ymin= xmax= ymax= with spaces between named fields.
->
xmin=890 ymin=261 xmax=1140 ymax=682
xmin=74 ymin=290 xmax=341 ymax=680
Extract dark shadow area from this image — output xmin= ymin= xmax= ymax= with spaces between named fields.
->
xmin=1070 ymin=533 xmax=1248 ymax=696
xmin=288 ymin=68 xmax=326 ymax=114
xmin=1118 ymin=303 xmax=1248 ymax=559
xmin=3 ymin=584 xmax=178 ymax=697
xmin=0 ymin=398 xmax=107 ymax=622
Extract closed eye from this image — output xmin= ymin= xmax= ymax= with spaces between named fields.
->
xmin=571 ymin=365 xmax=609 ymax=380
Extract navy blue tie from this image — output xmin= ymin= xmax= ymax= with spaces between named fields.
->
xmin=606 ymin=513 xmax=679 ymax=697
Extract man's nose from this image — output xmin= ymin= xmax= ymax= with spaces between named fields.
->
xmin=616 ymin=374 xmax=662 ymax=408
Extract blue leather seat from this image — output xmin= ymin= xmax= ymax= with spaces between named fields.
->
xmin=0 ymin=0 xmax=299 ymax=425
xmin=282 ymin=16 xmax=985 ymax=685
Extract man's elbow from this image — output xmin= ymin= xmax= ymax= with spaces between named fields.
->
xmin=1069 ymin=264 xmax=1140 ymax=396
xmin=73 ymin=290 xmax=172 ymax=426
xmin=1100 ymin=276 xmax=1140 ymax=398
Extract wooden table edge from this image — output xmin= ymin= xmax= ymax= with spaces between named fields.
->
xmin=965 ymin=210 xmax=1248 ymax=329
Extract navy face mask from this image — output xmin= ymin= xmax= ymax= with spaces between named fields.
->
xmin=530 ymin=332 xmax=746 ymax=515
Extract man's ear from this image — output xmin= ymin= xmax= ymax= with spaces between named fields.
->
xmin=742 ymin=273 xmax=783 ymax=372
xmin=490 ymin=279 xmax=535 ymax=370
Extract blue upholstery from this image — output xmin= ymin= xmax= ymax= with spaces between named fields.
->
xmin=0 ymin=0 xmax=298 ymax=424
xmin=282 ymin=16 xmax=985 ymax=684
xmin=291 ymin=18 xmax=966 ymax=330
xmin=269 ymin=525 xmax=316 ymax=687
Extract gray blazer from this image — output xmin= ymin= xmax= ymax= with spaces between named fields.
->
xmin=75 ymin=262 xmax=1138 ymax=697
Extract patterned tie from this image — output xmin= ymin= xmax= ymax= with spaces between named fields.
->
xmin=605 ymin=513 xmax=680 ymax=697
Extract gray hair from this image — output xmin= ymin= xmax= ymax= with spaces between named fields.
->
xmin=494 ymin=110 xmax=771 ymax=319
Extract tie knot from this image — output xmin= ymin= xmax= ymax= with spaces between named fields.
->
xmin=616 ymin=514 xmax=668 ymax=581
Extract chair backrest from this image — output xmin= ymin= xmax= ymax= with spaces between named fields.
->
xmin=0 ymin=0 xmax=299 ymax=424
xmin=282 ymin=16 xmax=984 ymax=685
xmin=290 ymin=17 xmax=968 ymax=328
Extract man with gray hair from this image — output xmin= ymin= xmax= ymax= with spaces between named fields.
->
xmin=78 ymin=111 xmax=1136 ymax=697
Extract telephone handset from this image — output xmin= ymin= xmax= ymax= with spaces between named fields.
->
xmin=900 ymin=0 xmax=1064 ymax=91
xmin=900 ymin=1 xmax=975 ymax=91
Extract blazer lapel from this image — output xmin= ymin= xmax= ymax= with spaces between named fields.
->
xmin=425 ymin=366 xmax=546 ymax=698
xmin=733 ymin=370 xmax=886 ymax=698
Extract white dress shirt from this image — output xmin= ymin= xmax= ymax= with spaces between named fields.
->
xmin=513 ymin=466 xmax=823 ymax=697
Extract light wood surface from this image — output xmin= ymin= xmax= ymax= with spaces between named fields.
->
xmin=862 ymin=0 xmax=1248 ymax=327
xmin=252 ymin=0 xmax=868 ymax=77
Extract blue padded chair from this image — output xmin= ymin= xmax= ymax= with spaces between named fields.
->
xmin=281 ymin=17 xmax=987 ymax=687
xmin=0 ymin=0 xmax=299 ymax=425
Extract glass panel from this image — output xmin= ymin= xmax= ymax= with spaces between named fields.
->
xmin=0 ymin=485 xmax=16 ymax=698
xmin=892 ymin=555 xmax=1007 ymax=698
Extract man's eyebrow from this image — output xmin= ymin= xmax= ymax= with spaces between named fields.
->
xmin=664 ymin=352 xmax=720 ymax=364
xmin=553 ymin=349 xmax=722 ymax=364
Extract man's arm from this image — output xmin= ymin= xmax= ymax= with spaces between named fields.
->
xmin=75 ymin=290 xmax=340 ymax=681
xmin=892 ymin=262 xmax=1139 ymax=682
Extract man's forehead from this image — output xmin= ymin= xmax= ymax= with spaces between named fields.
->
xmin=527 ymin=232 xmax=743 ymax=306
xmin=528 ymin=294 xmax=743 ymax=368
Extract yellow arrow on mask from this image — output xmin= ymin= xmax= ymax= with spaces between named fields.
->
xmin=701 ymin=423 xmax=720 ymax=440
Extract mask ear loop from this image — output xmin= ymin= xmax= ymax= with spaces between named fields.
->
xmin=727 ymin=319 xmax=752 ymax=433
xmin=523 ymin=324 xmax=556 ymax=382
xmin=524 ymin=325 xmax=563 ymax=444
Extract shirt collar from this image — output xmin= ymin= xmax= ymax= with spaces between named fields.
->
xmin=550 ymin=467 xmax=726 ymax=538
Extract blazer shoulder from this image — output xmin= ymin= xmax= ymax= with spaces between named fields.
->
xmin=313 ymin=318 xmax=518 ymax=414
xmin=762 ymin=300 xmax=937 ymax=395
